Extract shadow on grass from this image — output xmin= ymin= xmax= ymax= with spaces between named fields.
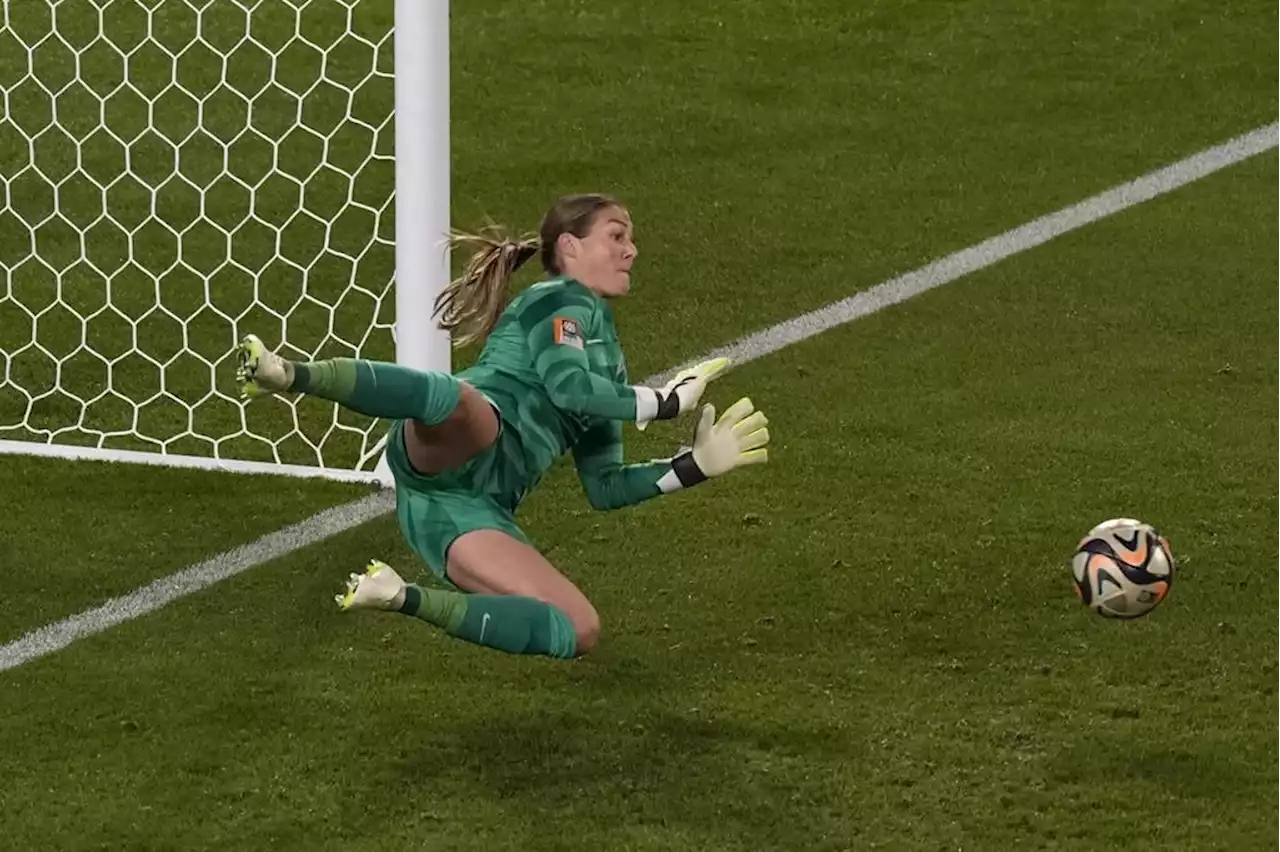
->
xmin=1050 ymin=739 xmax=1268 ymax=803
xmin=384 ymin=706 xmax=862 ymax=847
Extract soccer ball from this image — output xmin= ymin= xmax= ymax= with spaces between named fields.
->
xmin=1071 ymin=518 xmax=1174 ymax=619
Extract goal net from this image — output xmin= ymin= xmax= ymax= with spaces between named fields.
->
xmin=0 ymin=0 xmax=448 ymax=484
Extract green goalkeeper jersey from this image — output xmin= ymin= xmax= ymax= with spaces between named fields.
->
xmin=456 ymin=277 xmax=673 ymax=511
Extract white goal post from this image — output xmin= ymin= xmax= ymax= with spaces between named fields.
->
xmin=0 ymin=0 xmax=450 ymax=486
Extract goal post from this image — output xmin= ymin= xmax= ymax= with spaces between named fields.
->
xmin=0 ymin=0 xmax=451 ymax=486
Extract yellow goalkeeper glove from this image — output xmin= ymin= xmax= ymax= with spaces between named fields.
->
xmin=636 ymin=357 xmax=730 ymax=430
xmin=656 ymin=397 xmax=770 ymax=493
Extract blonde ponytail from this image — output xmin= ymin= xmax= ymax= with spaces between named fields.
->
xmin=434 ymin=194 xmax=622 ymax=346
xmin=434 ymin=226 xmax=539 ymax=347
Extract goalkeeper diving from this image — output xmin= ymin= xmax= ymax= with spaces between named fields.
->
xmin=236 ymin=194 xmax=770 ymax=661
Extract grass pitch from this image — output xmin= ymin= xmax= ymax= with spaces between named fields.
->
xmin=0 ymin=1 xmax=1275 ymax=850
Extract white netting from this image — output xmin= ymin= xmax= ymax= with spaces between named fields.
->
xmin=0 ymin=0 xmax=398 ymax=474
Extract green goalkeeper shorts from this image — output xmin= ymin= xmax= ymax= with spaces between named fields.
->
xmin=384 ymin=418 xmax=533 ymax=584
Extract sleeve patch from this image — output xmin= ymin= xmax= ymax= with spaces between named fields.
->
xmin=552 ymin=317 xmax=585 ymax=350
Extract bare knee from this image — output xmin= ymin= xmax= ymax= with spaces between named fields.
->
xmin=572 ymin=604 xmax=601 ymax=655
xmin=446 ymin=530 xmax=602 ymax=656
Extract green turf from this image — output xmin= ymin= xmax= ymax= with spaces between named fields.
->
xmin=1 ymin=136 xmax=1275 ymax=852
xmin=449 ymin=0 xmax=1277 ymax=381
xmin=0 ymin=454 xmax=371 ymax=646
xmin=1 ymin=0 xmax=1276 ymax=849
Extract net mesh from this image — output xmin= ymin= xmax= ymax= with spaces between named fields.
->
xmin=0 ymin=0 xmax=400 ymax=473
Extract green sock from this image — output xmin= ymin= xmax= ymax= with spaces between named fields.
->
xmin=399 ymin=585 xmax=578 ymax=660
xmin=289 ymin=359 xmax=461 ymax=426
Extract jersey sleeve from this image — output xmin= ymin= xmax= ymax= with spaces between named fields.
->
xmin=520 ymin=288 xmax=660 ymax=423
xmin=570 ymin=419 xmax=674 ymax=510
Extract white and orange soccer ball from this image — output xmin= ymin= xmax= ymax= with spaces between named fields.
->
xmin=1071 ymin=518 xmax=1175 ymax=619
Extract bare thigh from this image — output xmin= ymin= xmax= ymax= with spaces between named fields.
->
xmin=404 ymin=381 xmax=500 ymax=475
xmin=446 ymin=529 xmax=601 ymax=654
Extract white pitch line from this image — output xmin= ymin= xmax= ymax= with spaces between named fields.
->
xmin=649 ymin=122 xmax=1279 ymax=386
xmin=1 ymin=122 xmax=1275 ymax=674
xmin=0 ymin=492 xmax=396 ymax=672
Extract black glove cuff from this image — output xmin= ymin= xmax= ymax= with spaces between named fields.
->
xmin=670 ymin=450 xmax=708 ymax=489
xmin=655 ymin=377 xmax=692 ymax=420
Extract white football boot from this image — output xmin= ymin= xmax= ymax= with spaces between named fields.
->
xmin=235 ymin=333 xmax=294 ymax=399
xmin=335 ymin=559 xmax=407 ymax=612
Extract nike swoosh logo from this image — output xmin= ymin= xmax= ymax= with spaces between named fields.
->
xmin=479 ymin=612 xmax=491 ymax=642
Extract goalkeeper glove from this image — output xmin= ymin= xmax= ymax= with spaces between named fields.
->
xmin=656 ymin=397 xmax=770 ymax=493
xmin=636 ymin=357 xmax=730 ymax=430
